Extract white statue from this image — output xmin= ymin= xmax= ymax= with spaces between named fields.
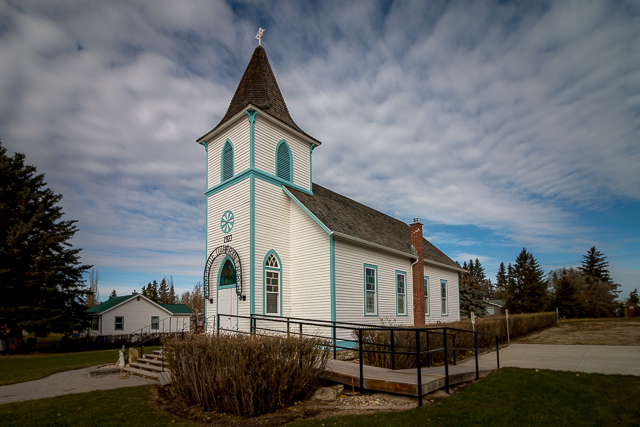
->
xmin=118 ymin=345 xmax=126 ymax=366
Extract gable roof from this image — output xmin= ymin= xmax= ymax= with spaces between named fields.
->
xmin=87 ymin=295 xmax=193 ymax=315
xmin=201 ymin=46 xmax=319 ymax=145
xmin=286 ymin=184 xmax=460 ymax=270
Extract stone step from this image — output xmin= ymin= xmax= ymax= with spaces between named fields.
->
xmin=121 ymin=366 xmax=158 ymax=380
xmin=141 ymin=353 xmax=163 ymax=361
xmin=128 ymin=362 xmax=169 ymax=372
xmin=138 ymin=357 xmax=167 ymax=367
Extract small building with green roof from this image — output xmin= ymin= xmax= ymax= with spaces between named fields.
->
xmin=87 ymin=294 xmax=193 ymax=336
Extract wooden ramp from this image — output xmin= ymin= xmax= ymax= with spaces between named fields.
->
xmin=325 ymin=359 xmax=493 ymax=397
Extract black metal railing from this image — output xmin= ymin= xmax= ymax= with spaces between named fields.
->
xmin=214 ymin=313 xmax=500 ymax=406
xmin=129 ymin=316 xmax=191 ymax=371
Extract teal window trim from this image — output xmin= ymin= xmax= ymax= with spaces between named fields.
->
xmin=276 ymin=140 xmax=293 ymax=182
xmin=424 ymin=276 xmax=430 ymax=316
xmin=395 ymin=270 xmax=408 ymax=316
xmin=246 ymin=109 xmax=257 ymax=169
xmin=441 ymin=279 xmax=449 ymax=316
xmin=205 ymin=168 xmax=312 ymax=198
xmin=262 ymin=250 xmax=283 ymax=317
xmin=218 ymin=255 xmax=237 ymax=289
xmin=330 ymin=234 xmax=335 ymax=337
xmin=221 ymin=139 xmax=235 ymax=182
xmin=363 ymin=264 xmax=378 ymax=316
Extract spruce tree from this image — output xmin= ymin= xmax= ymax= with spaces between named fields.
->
xmin=459 ymin=261 xmax=487 ymax=316
xmin=495 ymin=262 xmax=508 ymax=300
xmin=550 ymin=268 xmax=581 ymax=318
xmin=0 ymin=143 xmax=91 ymax=339
xmin=507 ymin=249 xmax=547 ymax=313
xmin=159 ymin=277 xmax=169 ymax=304
xmin=151 ymin=280 xmax=159 ymax=303
xmin=108 ymin=290 xmax=117 ymax=299
xmin=168 ymin=275 xmax=176 ymax=304
xmin=578 ymin=246 xmax=619 ymax=317
xmin=628 ymin=288 xmax=639 ymax=306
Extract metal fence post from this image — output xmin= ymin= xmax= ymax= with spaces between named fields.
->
xmin=474 ymin=330 xmax=479 ymax=380
xmin=506 ymin=309 xmax=510 ymax=344
xmin=415 ymin=329 xmax=423 ymax=407
xmin=452 ymin=334 xmax=457 ymax=366
xmin=287 ymin=318 xmax=290 ymax=338
xmin=358 ymin=329 xmax=364 ymax=392
xmin=216 ymin=314 xmax=220 ymax=336
xmin=426 ymin=331 xmax=431 ymax=368
xmin=443 ymin=328 xmax=449 ymax=394
xmin=299 ymin=322 xmax=303 ymax=338
xmin=496 ymin=335 xmax=500 ymax=369
xmin=333 ymin=322 xmax=337 ymax=360
xmin=390 ymin=330 xmax=395 ymax=370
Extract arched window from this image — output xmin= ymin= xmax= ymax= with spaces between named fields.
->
xmin=219 ymin=258 xmax=237 ymax=287
xmin=263 ymin=251 xmax=282 ymax=315
xmin=276 ymin=140 xmax=292 ymax=182
xmin=221 ymin=140 xmax=234 ymax=181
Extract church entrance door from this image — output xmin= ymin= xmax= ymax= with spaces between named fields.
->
xmin=218 ymin=287 xmax=238 ymax=331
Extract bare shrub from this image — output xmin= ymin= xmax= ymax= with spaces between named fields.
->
xmin=359 ymin=312 xmax=556 ymax=369
xmin=163 ymin=333 xmax=329 ymax=417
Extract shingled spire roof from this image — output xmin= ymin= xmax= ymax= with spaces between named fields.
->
xmin=206 ymin=46 xmax=318 ymax=143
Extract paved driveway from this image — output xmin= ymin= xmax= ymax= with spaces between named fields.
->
xmin=0 ymin=366 xmax=156 ymax=405
xmin=460 ymin=344 xmax=640 ymax=376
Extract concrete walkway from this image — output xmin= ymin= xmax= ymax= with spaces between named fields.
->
xmin=0 ymin=366 xmax=157 ymax=405
xmin=459 ymin=344 xmax=640 ymax=376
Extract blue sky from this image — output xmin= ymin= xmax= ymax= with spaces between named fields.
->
xmin=1 ymin=0 xmax=639 ymax=301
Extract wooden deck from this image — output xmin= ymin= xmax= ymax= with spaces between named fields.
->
xmin=324 ymin=359 xmax=493 ymax=396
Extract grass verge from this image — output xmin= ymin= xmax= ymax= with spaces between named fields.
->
xmin=292 ymin=368 xmax=640 ymax=427
xmin=0 ymin=385 xmax=192 ymax=427
xmin=0 ymin=345 xmax=160 ymax=386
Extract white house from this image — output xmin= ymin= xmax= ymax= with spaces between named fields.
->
xmin=199 ymin=44 xmax=464 ymax=337
xmin=87 ymin=294 xmax=193 ymax=336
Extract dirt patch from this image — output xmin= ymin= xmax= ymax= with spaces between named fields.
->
xmin=514 ymin=319 xmax=640 ymax=345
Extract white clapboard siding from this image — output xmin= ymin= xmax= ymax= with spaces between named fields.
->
xmin=100 ymin=298 xmax=189 ymax=335
xmin=254 ymin=179 xmax=291 ymax=323
xmin=289 ymin=194 xmax=331 ymax=323
xmin=205 ymin=179 xmax=251 ymax=323
xmin=206 ymin=118 xmax=251 ymax=189
xmin=254 ymin=115 xmax=311 ymax=191
xmin=424 ymin=264 xmax=460 ymax=323
xmin=335 ymin=240 xmax=414 ymax=337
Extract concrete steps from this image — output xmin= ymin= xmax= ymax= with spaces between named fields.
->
xmin=121 ymin=350 xmax=169 ymax=382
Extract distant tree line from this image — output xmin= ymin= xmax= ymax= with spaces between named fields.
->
xmin=460 ymin=246 xmax=626 ymax=318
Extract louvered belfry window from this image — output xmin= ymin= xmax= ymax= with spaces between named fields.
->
xmin=276 ymin=141 xmax=291 ymax=182
xmin=222 ymin=141 xmax=234 ymax=181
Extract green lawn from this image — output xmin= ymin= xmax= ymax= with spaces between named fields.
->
xmin=0 ymin=346 xmax=160 ymax=386
xmin=292 ymin=368 xmax=640 ymax=427
xmin=0 ymin=385 xmax=192 ymax=427
xmin=1 ymin=368 xmax=638 ymax=426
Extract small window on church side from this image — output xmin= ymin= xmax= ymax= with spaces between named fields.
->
xmin=364 ymin=265 xmax=377 ymax=315
xmin=276 ymin=141 xmax=292 ymax=182
xmin=222 ymin=140 xmax=234 ymax=181
xmin=264 ymin=251 xmax=281 ymax=316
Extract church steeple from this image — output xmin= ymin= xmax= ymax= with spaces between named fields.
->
xmin=214 ymin=46 xmax=306 ymax=137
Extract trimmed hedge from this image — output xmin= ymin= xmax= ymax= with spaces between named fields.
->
xmin=163 ymin=333 xmax=329 ymax=417
xmin=360 ymin=312 xmax=557 ymax=369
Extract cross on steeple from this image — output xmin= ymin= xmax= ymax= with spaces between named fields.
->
xmin=255 ymin=27 xmax=265 ymax=46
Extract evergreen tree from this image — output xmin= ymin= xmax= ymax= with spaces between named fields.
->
xmin=495 ymin=262 xmax=508 ymax=300
xmin=506 ymin=249 xmax=547 ymax=313
xmin=578 ymin=246 xmax=619 ymax=317
xmin=159 ymin=277 xmax=169 ymax=304
xmin=0 ymin=143 xmax=91 ymax=339
xmin=108 ymin=290 xmax=117 ymax=299
xmin=627 ymin=288 xmax=639 ymax=306
xmin=168 ymin=275 xmax=176 ymax=304
xmin=150 ymin=280 xmax=159 ymax=303
xmin=549 ymin=268 xmax=581 ymax=318
xmin=459 ymin=261 xmax=487 ymax=316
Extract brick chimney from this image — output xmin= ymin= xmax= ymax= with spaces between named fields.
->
xmin=410 ymin=218 xmax=425 ymax=326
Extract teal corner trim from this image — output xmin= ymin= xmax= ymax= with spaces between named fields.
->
xmin=424 ymin=276 xmax=430 ymax=317
xmin=262 ymin=250 xmax=283 ymax=317
xmin=330 ymin=235 xmax=336 ymax=335
xmin=220 ymin=139 xmax=235 ymax=183
xmin=441 ymin=279 xmax=449 ymax=316
xmin=246 ymin=109 xmax=257 ymax=170
xmin=282 ymin=186 xmax=331 ymax=234
xmin=395 ymin=270 xmax=408 ymax=316
xmin=363 ymin=264 xmax=379 ymax=317
xmin=309 ymin=144 xmax=315 ymax=193
xmin=250 ymin=174 xmax=255 ymax=316
xmin=202 ymin=141 xmax=209 ymax=325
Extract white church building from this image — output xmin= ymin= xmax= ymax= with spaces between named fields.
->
xmin=199 ymin=43 xmax=463 ymax=335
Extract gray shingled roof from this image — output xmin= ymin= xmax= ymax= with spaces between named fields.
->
xmin=287 ymin=184 xmax=459 ymax=269
xmin=201 ymin=46 xmax=320 ymax=144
